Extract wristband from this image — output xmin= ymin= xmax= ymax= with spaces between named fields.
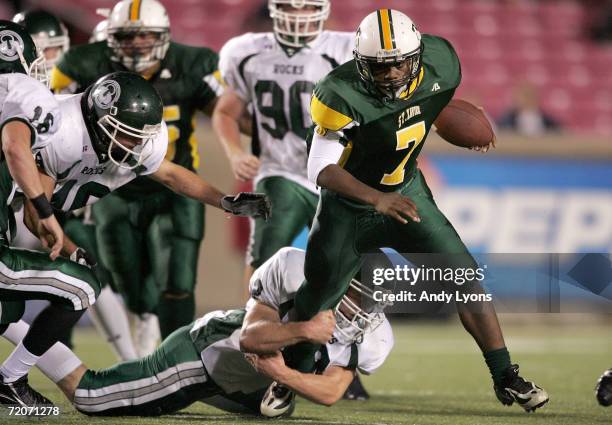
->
xmin=30 ymin=194 xmax=53 ymax=219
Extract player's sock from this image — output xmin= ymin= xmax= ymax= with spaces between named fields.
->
xmin=484 ymin=346 xmax=512 ymax=387
xmin=22 ymin=304 xmax=85 ymax=357
xmin=157 ymin=292 xmax=195 ymax=339
xmin=2 ymin=320 xmax=81 ymax=383
xmin=89 ymin=286 xmax=138 ymax=361
xmin=0 ymin=342 xmax=40 ymax=383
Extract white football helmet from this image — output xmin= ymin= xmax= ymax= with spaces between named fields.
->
xmin=334 ymin=279 xmax=392 ymax=344
xmin=268 ymin=0 xmax=330 ymax=48
xmin=90 ymin=19 xmax=109 ymax=43
xmin=354 ymin=9 xmax=422 ymax=97
xmin=106 ymin=0 xmax=170 ymax=73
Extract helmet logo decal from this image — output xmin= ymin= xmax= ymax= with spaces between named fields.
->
xmin=92 ymin=80 xmax=121 ymax=110
xmin=0 ymin=30 xmax=24 ymax=62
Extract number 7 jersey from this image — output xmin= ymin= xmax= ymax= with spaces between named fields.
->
xmin=219 ymin=31 xmax=354 ymax=193
xmin=310 ymin=34 xmax=461 ymax=192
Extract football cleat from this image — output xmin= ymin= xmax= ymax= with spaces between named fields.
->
xmin=133 ymin=313 xmax=161 ymax=358
xmin=0 ymin=375 xmax=54 ymax=407
xmin=595 ymin=368 xmax=612 ymax=406
xmin=260 ymin=382 xmax=295 ymax=418
xmin=494 ymin=364 xmax=549 ymax=412
xmin=342 ymin=374 xmax=370 ymax=400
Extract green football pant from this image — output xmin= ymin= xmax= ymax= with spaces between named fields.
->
xmin=247 ymin=177 xmax=318 ymax=268
xmin=93 ymin=189 xmax=204 ymax=337
xmin=0 ymin=162 xmax=100 ymax=325
xmin=290 ymin=169 xmax=476 ymax=371
xmin=64 ymin=216 xmax=113 ymax=290
xmin=74 ymin=324 xmax=214 ymax=416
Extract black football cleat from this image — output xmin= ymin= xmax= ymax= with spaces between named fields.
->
xmin=342 ymin=374 xmax=370 ymax=400
xmin=494 ymin=364 xmax=549 ymax=412
xmin=595 ymin=368 xmax=612 ymax=406
xmin=0 ymin=375 xmax=54 ymax=407
xmin=260 ymin=382 xmax=295 ymax=418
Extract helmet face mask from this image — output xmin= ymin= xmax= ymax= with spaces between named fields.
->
xmin=85 ymin=72 xmax=163 ymax=170
xmin=107 ymin=0 xmax=170 ymax=73
xmin=269 ymin=0 xmax=330 ymax=48
xmin=0 ymin=20 xmax=49 ymax=87
xmin=97 ymin=114 xmax=160 ymax=170
xmin=353 ymin=9 xmax=423 ymax=100
xmin=333 ymin=279 xmax=392 ymax=344
xmin=108 ymin=28 xmax=169 ymax=73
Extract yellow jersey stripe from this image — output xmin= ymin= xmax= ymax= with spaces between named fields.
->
xmin=130 ymin=0 xmax=142 ymax=21
xmin=311 ymin=95 xmax=353 ymax=131
xmin=337 ymin=140 xmax=353 ymax=168
xmin=380 ymin=9 xmax=393 ymax=50
xmin=399 ymin=67 xmax=425 ymax=100
xmin=50 ymin=66 xmax=75 ymax=93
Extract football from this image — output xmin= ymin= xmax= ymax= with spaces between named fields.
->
xmin=434 ymin=99 xmax=495 ymax=148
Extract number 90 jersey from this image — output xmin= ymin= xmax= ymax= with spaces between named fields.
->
xmin=34 ymin=94 xmax=168 ymax=212
xmin=219 ymin=31 xmax=353 ymax=193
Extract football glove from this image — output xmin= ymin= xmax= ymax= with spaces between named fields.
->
xmin=69 ymin=247 xmax=97 ymax=270
xmin=221 ymin=192 xmax=271 ymax=220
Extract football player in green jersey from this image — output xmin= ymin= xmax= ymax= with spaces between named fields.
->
xmin=275 ymin=9 xmax=549 ymax=413
xmin=50 ymin=0 xmax=226 ymax=355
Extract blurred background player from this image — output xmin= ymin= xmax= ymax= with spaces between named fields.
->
xmin=213 ymin=0 xmax=370 ymax=400
xmin=12 ymin=10 xmax=69 ymax=69
xmin=50 ymin=0 xmax=224 ymax=357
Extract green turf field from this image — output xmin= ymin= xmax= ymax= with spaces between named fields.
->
xmin=1 ymin=318 xmax=610 ymax=425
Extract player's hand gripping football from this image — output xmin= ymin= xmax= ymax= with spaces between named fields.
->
xmin=374 ymin=192 xmax=420 ymax=224
xmin=304 ymin=310 xmax=336 ymax=344
xmin=222 ymin=192 xmax=272 ymax=220
xmin=230 ymin=151 xmax=260 ymax=181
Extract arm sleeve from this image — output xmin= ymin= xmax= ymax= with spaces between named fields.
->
xmin=192 ymin=48 xmax=224 ymax=110
xmin=218 ymin=35 xmax=253 ymax=102
xmin=0 ymin=80 xmax=61 ymax=151
xmin=357 ymin=319 xmax=394 ymax=375
xmin=307 ymin=129 xmax=345 ymax=184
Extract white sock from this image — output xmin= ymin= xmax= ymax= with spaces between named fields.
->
xmin=89 ymin=286 xmax=138 ymax=361
xmin=0 ymin=341 xmax=39 ymax=383
xmin=2 ymin=320 xmax=82 ymax=383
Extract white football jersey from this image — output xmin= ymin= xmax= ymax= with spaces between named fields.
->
xmin=0 ymin=73 xmax=61 ymax=152
xmin=193 ymin=247 xmax=393 ymax=396
xmin=219 ymin=31 xmax=354 ymax=193
xmin=34 ymin=94 xmax=168 ymax=212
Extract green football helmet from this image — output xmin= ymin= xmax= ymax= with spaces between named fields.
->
xmin=12 ymin=10 xmax=69 ymax=67
xmin=83 ymin=71 xmax=163 ymax=169
xmin=0 ymin=20 xmax=48 ymax=85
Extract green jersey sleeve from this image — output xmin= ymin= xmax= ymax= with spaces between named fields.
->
xmin=188 ymin=47 xmax=223 ymax=110
xmin=421 ymin=34 xmax=461 ymax=93
xmin=311 ymin=76 xmax=359 ymax=132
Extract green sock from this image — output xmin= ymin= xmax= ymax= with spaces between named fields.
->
xmin=484 ymin=347 xmax=511 ymax=387
xmin=157 ymin=293 xmax=195 ymax=339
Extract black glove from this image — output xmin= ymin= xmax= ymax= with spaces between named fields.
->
xmin=221 ymin=192 xmax=271 ymax=220
xmin=70 ymin=247 xmax=97 ymax=270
